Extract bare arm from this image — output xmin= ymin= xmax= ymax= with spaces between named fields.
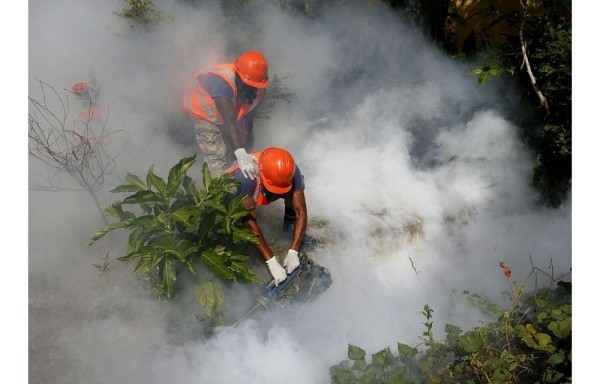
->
xmin=241 ymin=195 xmax=275 ymax=261
xmin=213 ymin=97 xmax=244 ymax=150
xmin=238 ymin=109 xmax=257 ymax=148
xmin=288 ymin=188 xmax=307 ymax=252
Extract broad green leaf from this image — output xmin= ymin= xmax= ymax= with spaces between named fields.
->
xmin=163 ymin=247 xmax=182 ymax=259
xmin=371 ymin=347 xmax=394 ymax=367
xmin=153 ymin=201 xmax=167 ymax=216
xmin=348 ymin=344 xmax=366 ymax=360
xmin=147 ymin=168 xmax=167 ymax=197
xmin=201 ymin=250 xmax=236 ymax=280
xmin=128 ymin=215 xmax=156 ymax=229
xmin=118 ymin=250 xmax=143 ymax=263
xmin=547 ymin=350 xmax=565 ymax=365
xmin=161 ymin=257 xmax=177 ymax=298
xmin=167 ymin=155 xmax=196 ymax=195
xmin=352 ymin=358 xmax=367 ymax=372
xmin=87 ymin=220 xmax=132 ymax=245
xmin=550 ymin=309 xmax=564 ymax=319
xmin=155 ymin=213 xmax=167 ymax=226
xmin=122 ymin=190 xmax=160 ymax=205
xmin=483 ymin=357 xmax=501 ymax=370
xmin=180 ymin=245 xmax=198 ymax=259
xmin=202 ymin=162 xmax=212 ymax=191
xmin=548 ymin=319 xmax=571 ymax=339
xmin=536 ymin=333 xmax=553 ymax=349
xmin=104 ymin=201 xmax=124 ymax=218
xmin=491 ymin=366 xmax=511 ymax=381
xmin=185 ymin=260 xmax=197 ymax=275
xmin=228 ymin=252 xmax=249 ymax=262
xmin=127 ymin=227 xmax=144 ymax=253
xmin=149 ymin=254 xmax=165 ymax=270
xmin=110 ymin=184 xmax=144 ymax=193
xmin=214 ymin=283 xmax=225 ymax=313
xmin=227 ymin=193 xmax=246 ymax=211
xmin=331 ymin=367 xmax=356 ymax=383
xmin=228 ymin=260 xmax=253 ymax=280
xmin=133 ymin=256 xmax=152 ymax=274
xmin=171 ymin=206 xmax=203 ymax=227
xmin=184 ymin=177 xmax=201 ymax=204
xmin=544 ymin=369 xmax=564 ymax=383
xmin=227 ymin=261 xmax=261 ymax=283
xmin=197 ymin=213 xmax=218 ymax=243
xmin=232 ymin=227 xmax=259 ymax=244
xmin=397 ymin=343 xmax=418 ymax=359
xmin=418 ymin=357 xmax=432 ymax=373
xmin=360 ymin=368 xmax=382 ymax=382
xmin=203 ymin=200 xmax=227 ymax=213
xmin=195 ymin=280 xmax=215 ymax=318
xmin=125 ymin=173 xmax=147 ymax=190
xmin=458 ymin=331 xmax=485 ymax=354
xmin=390 ymin=365 xmax=407 ymax=378
xmin=444 ymin=324 xmax=462 ymax=334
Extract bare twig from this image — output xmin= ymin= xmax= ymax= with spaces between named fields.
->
xmin=519 ymin=0 xmax=549 ymax=113
xmin=28 ymin=78 xmax=122 ymax=225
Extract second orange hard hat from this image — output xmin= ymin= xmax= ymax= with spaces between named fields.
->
xmin=259 ymin=147 xmax=295 ymax=194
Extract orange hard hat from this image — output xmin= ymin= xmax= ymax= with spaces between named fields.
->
xmin=259 ymin=147 xmax=295 ymax=194
xmin=234 ymin=51 xmax=269 ymax=89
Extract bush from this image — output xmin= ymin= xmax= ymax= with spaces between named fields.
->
xmin=87 ymin=156 xmax=261 ymax=309
xmin=330 ymin=275 xmax=571 ymax=383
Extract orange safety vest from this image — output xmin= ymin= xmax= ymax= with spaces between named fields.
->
xmin=225 ymin=151 xmax=271 ymax=206
xmin=183 ymin=64 xmax=265 ymax=124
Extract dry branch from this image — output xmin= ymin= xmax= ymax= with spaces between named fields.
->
xmin=28 ymin=78 xmax=122 ymax=224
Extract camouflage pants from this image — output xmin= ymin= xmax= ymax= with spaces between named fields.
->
xmin=193 ymin=119 xmax=230 ymax=177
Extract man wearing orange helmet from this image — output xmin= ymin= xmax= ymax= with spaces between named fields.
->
xmin=227 ymin=147 xmax=307 ymax=286
xmin=184 ymin=51 xmax=269 ymax=178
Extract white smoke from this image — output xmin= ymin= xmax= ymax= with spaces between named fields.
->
xmin=27 ymin=1 xmax=572 ymax=383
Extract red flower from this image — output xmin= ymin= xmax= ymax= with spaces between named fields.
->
xmin=72 ymin=82 xmax=89 ymax=95
xmin=503 ymin=266 xmax=512 ymax=278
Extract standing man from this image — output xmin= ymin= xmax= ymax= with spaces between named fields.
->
xmin=184 ymin=51 xmax=268 ymax=178
xmin=226 ymin=147 xmax=307 ymax=286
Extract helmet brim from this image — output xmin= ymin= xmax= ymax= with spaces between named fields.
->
xmin=261 ymin=174 xmax=292 ymax=194
xmin=239 ymin=76 xmax=268 ymax=89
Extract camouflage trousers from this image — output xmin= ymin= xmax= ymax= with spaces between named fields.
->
xmin=193 ymin=119 xmax=232 ymax=177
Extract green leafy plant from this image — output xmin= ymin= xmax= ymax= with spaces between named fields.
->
xmin=116 ymin=0 xmax=172 ymax=28
xmin=450 ymin=289 xmax=502 ymax=317
xmin=330 ymin=269 xmax=571 ymax=383
xmin=470 ymin=53 xmax=515 ymax=84
xmin=93 ymin=252 xmax=116 ymax=278
xmin=87 ymin=156 xmax=261 ymax=309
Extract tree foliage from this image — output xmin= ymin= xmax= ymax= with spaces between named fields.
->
xmin=87 ymin=156 xmax=262 ymax=307
xmin=404 ymin=0 xmax=572 ymax=206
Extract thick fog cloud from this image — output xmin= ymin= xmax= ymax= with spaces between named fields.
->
xmin=28 ymin=1 xmax=571 ymax=383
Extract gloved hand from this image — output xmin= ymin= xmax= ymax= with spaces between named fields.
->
xmin=234 ymin=148 xmax=259 ymax=179
xmin=266 ymin=257 xmax=287 ymax=287
xmin=283 ymin=249 xmax=300 ymax=274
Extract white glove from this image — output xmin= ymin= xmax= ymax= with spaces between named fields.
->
xmin=283 ymin=249 xmax=300 ymax=274
xmin=266 ymin=257 xmax=287 ymax=287
xmin=234 ymin=148 xmax=259 ymax=179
